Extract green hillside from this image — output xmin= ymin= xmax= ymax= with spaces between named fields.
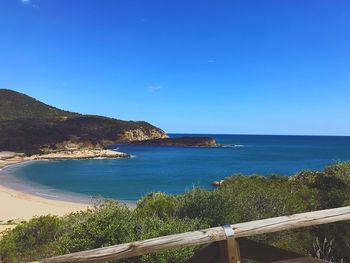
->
xmin=0 ymin=89 xmax=167 ymax=153
xmin=0 ymin=89 xmax=78 ymax=121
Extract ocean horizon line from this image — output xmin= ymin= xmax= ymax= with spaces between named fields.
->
xmin=168 ymin=133 xmax=350 ymax=137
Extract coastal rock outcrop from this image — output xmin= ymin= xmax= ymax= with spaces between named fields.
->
xmin=120 ymin=128 xmax=169 ymax=141
xmin=31 ymin=149 xmax=129 ymax=160
xmin=128 ymin=136 xmax=217 ymax=147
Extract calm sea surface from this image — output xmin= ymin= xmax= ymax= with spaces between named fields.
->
xmin=2 ymin=134 xmax=350 ymax=201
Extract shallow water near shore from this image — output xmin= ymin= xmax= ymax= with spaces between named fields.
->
xmin=2 ymin=134 xmax=350 ymax=201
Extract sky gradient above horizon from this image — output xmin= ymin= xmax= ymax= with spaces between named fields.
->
xmin=1 ymin=0 xmax=350 ymax=135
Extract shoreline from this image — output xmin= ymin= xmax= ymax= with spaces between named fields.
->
xmin=0 ymin=184 xmax=90 ymax=222
xmin=0 ymin=155 xmax=91 ymax=224
xmin=0 ymin=150 xmax=135 ymax=229
xmin=0 ymin=149 xmax=130 ymax=169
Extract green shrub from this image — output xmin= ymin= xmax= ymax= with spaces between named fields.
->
xmin=176 ymin=175 xmax=318 ymax=226
xmin=176 ymin=188 xmax=226 ymax=226
xmin=0 ymin=202 xmax=205 ymax=263
xmin=129 ymin=216 xmax=205 ymax=263
xmin=136 ymin=192 xmax=179 ymax=219
xmin=292 ymin=165 xmax=350 ymax=259
xmin=325 ymin=161 xmax=350 ymax=178
xmin=57 ymin=202 xmax=135 ymax=253
xmin=0 ymin=215 xmax=63 ymax=263
xmin=57 ymin=201 xmax=204 ymax=263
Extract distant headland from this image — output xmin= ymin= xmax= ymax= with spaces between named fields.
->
xmin=0 ymin=89 xmax=216 ymax=157
xmin=128 ymin=136 xmax=216 ymax=147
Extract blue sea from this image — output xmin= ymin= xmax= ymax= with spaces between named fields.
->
xmin=2 ymin=134 xmax=350 ymax=202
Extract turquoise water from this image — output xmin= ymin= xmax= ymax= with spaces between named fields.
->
xmin=2 ymin=134 xmax=350 ymax=201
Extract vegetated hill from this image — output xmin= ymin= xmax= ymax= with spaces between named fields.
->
xmin=0 ymin=89 xmax=79 ymax=121
xmin=0 ymin=89 xmax=168 ymax=153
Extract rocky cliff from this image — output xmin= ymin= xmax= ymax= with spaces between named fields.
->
xmin=120 ymin=128 xmax=168 ymax=141
xmin=0 ymin=89 xmax=168 ymax=153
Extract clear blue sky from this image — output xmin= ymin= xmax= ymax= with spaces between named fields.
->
xmin=1 ymin=0 xmax=349 ymax=135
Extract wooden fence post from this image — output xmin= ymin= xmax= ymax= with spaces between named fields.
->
xmin=219 ymin=225 xmax=240 ymax=263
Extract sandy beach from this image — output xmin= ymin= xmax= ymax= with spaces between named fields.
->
xmin=1 ymin=151 xmax=119 ymax=220
xmin=0 ymin=183 xmax=90 ymax=235
xmin=0 ymin=152 xmax=27 ymax=170
xmin=0 ymin=152 xmax=94 ymax=234
xmin=0 ymin=152 xmax=90 ymax=221
xmin=0 ymin=150 xmax=138 ymax=235
xmin=0 ymin=184 xmax=89 ymax=222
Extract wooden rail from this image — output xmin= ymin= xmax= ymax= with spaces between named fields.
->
xmin=39 ymin=206 xmax=350 ymax=263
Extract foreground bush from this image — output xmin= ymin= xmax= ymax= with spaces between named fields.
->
xmin=0 ymin=215 xmax=63 ymax=262
xmin=0 ymin=202 xmax=204 ymax=263
xmin=1 ymin=161 xmax=350 ymax=262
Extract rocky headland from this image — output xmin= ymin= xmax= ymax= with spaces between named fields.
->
xmin=128 ymin=136 xmax=217 ymax=147
xmin=0 ymin=89 xmax=168 ymax=154
xmin=0 ymin=89 xmax=218 ymax=152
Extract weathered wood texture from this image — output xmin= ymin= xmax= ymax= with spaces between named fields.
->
xmin=40 ymin=206 xmax=350 ymax=263
xmin=219 ymin=239 xmax=240 ymax=263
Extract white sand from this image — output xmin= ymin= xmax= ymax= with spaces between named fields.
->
xmin=0 ymin=152 xmax=90 ymax=223
xmin=0 ymin=184 xmax=89 ymax=222
xmin=0 ymin=151 xmax=136 ymax=228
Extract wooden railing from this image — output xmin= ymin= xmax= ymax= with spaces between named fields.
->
xmin=38 ymin=206 xmax=350 ymax=263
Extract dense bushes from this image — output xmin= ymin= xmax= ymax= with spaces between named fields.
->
xmin=176 ymin=175 xmax=318 ymax=225
xmin=1 ymin=162 xmax=350 ymax=262
xmin=0 ymin=216 xmax=63 ymax=262
xmin=0 ymin=202 xmax=203 ymax=263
